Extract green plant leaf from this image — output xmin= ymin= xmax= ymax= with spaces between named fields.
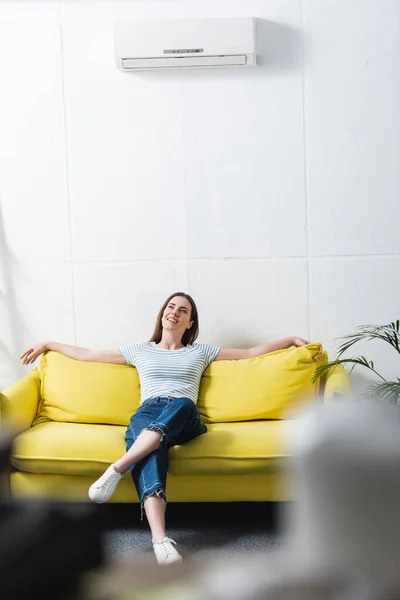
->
xmin=365 ymin=381 xmax=400 ymax=406
xmin=335 ymin=321 xmax=400 ymax=357
xmin=312 ymin=360 xmax=341 ymax=383
xmin=315 ymin=320 xmax=400 ymax=396
xmin=312 ymin=356 xmax=387 ymax=384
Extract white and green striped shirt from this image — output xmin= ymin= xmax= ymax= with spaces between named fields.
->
xmin=119 ymin=342 xmax=221 ymax=405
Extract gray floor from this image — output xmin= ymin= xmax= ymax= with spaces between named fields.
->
xmin=105 ymin=528 xmax=285 ymax=563
xmin=102 ymin=502 xmax=287 ymax=563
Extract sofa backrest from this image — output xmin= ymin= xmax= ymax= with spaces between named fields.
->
xmin=33 ymin=344 xmax=327 ymax=426
xmin=197 ymin=343 xmax=327 ymax=423
xmin=33 ymin=352 xmax=141 ymax=426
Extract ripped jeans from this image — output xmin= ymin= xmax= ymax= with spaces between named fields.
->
xmin=125 ymin=396 xmax=207 ymax=518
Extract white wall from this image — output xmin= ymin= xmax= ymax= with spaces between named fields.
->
xmin=1 ymin=0 xmax=399 ymax=390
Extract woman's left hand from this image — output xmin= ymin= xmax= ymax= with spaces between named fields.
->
xmin=292 ymin=337 xmax=310 ymax=347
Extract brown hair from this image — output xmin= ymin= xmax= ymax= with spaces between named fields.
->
xmin=149 ymin=292 xmax=199 ymax=346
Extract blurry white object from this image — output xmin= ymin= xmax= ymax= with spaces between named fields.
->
xmin=195 ymin=397 xmax=400 ymax=600
xmin=113 ymin=17 xmax=257 ymax=71
xmin=287 ymin=399 xmax=400 ymax=589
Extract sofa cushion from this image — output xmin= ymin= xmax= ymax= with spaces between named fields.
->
xmin=12 ymin=420 xmax=295 ymax=477
xmin=34 ymin=351 xmax=140 ymax=426
xmin=169 ymin=420 xmax=293 ymax=475
xmin=12 ymin=422 xmax=128 ymax=475
xmin=197 ymin=343 xmax=327 ymax=423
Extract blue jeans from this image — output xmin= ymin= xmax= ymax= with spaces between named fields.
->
xmin=125 ymin=396 xmax=207 ymax=518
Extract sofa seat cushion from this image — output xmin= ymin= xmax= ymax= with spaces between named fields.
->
xmin=12 ymin=422 xmax=128 ymax=476
xmin=12 ymin=419 xmax=294 ymax=477
xmin=169 ymin=420 xmax=293 ymax=475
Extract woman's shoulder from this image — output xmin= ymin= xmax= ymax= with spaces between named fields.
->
xmin=121 ymin=341 xmax=154 ymax=352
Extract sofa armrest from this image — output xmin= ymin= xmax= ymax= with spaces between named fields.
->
xmin=0 ymin=369 xmax=41 ymax=434
xmin=322 ymin=364 xmax=351 ymax=402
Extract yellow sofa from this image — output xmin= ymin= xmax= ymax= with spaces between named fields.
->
xmin=0 ymin=343 xmax=350 ymax=503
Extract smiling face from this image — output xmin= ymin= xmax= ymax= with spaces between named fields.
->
xmin=149 ymin=292 xmax=199 ymax=346
xmin=161 ymin=295 xmax=193 ymax=336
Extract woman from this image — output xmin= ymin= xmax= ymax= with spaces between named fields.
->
xmin=21 ymin=291 xmax=308 ymax=565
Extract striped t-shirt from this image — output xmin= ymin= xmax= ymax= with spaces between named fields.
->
xmin=119 ymin=342 xmax=221 ymax=405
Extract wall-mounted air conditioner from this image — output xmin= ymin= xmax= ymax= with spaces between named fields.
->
xmin=114 ymin=17 xmax=257 ymax=71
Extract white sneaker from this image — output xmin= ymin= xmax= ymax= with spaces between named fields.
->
xmin=152 ymin=537 xmax=183 ymax=565
xmin=88 ymin=464 xmax=123 ymax=503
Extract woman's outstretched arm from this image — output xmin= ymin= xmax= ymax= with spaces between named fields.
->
xmin=20 ymin=341 xmax=127 ymax=365
xmin=214 ymin=336 xmax=309 ymax=361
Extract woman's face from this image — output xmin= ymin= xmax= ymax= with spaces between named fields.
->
xmin=161 ymin=296 xmax=193 ymax=336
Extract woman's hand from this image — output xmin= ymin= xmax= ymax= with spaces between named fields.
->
xmin=292 ymin=337 xmax=310 ymax=347
xmin=20 ymin=342 xmax=48 ymax=365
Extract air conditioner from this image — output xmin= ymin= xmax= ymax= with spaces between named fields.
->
xmin=114 ymin=17 xmax=256 ymax=71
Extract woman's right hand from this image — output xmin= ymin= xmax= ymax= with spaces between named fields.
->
xmin=20 ymin=342 xmax=48 ymax=365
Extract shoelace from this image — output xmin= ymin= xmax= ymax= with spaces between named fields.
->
xmin=159 ymin=538 xmax=177 ymax=558
xmin=96 ymin=469 xmax=120 ymax=491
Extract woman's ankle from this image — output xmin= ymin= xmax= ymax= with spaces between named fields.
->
xmin=112 ymin=463 xmax=125 ymax=475
xmin=152 ymin=536 xmax=167 ymax=544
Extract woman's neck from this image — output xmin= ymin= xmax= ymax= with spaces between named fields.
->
xmin=156 ymin=333 xmax=185 ymax=350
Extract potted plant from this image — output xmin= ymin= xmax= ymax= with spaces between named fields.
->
xmin=313 ymin=320 xmax=400 ymax=406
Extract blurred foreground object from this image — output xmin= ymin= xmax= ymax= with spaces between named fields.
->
xmin=0 ymin=432 xmax=12 ymax=499
xmin=285 ymin=397 xmax=400 ymax=597
xmin=192 ymin=397 xmax=400 ymax=599
xmin=0 ymin=432 xmax=104 ymax=600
